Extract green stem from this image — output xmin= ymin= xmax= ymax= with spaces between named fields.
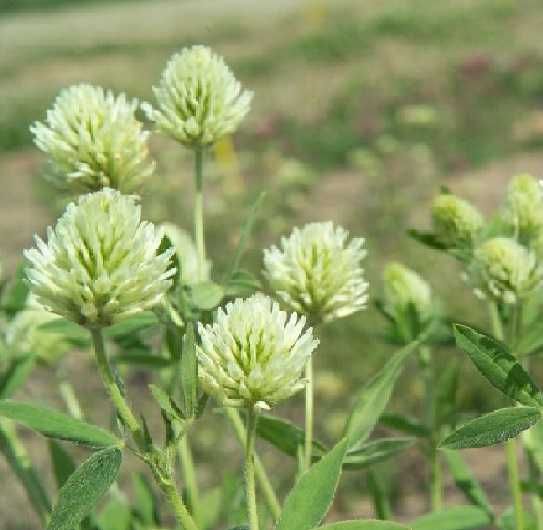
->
xmin=488 ymin=302 xmax=524 ymax=530
xmin=58 ymin=380 xmax=84 ymax=420
xmin=245 ymin=407 xmax=259 ymax=530
xmin=225 ymin=408 xmax=281 ymax=520
xmin=304 ymin=357 xmax=314 ymax=472
xmin=430 ymin=448 xmax=443 ymax=511
xmin=194 ymin=147 xmax=206 ymax=281
xmin=91 ymin=328 xmax=199 ymax=530
xmin=179 ymin=435 xmax=200 ymax=525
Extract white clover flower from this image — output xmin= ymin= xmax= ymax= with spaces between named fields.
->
xmin=24 ymin=188 xmax=176 ymax=327
xmin=263 ymin=222 xmax=368 ymax=323
xmin=472 ymin=237 xmax=542 ymax=304
xmin=143 ymin=45 xmax=253 ymax=147
xmin=432 ymin=193 xmax=483 ymax=248
xmin=31 ymin=84 xmax=154 ymax=193
xmin=383 ymin=261 xmax=433 ymax=324
xmin=161 ymin=223 xmax=210 ymax=285
xmin=197 ymin=294 xmax=318 ymax=409
xmin=504 ymin=173 xmax=543 ymax=242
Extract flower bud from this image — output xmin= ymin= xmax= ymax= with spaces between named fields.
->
xmin=432 ymin=193 xmax=483 ymax=247
xmin=504 ymin=173 xmax=543 ymax=242
xmin=24 ymin=188 xmax=176 ymax=327
xmin=473 ymin=237 xmax=541 ymax=304
xmin=143 ymin=45 xmax=253 ymax=147
xmin=197 ymin=294 xmax=318 ymax=409
xmin=31 ymin=84 xmax=154 ymax=193
xmin=263 ymin=222 xmax=368 ymax=323
xmin=383 ymin=262 xmax=433 ymax=324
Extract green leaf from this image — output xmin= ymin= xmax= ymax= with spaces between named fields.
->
xmin=440 ymin=407 xmax=541 ymax=449
xmin=407 ymin=229 xmax=448 ymax=251
xmin=114 ymin=352 xmax=171 ymax=369
xmin=149 ymin=385 xmax=184 ymax=423
xmin=453 ymin=324 xmax=543 ymax=407
xmin=190 ymin=281 xmax=224 ymax=310
xmin=379 ymin=412 xmax=430 ymax=438
xmin=411 ymin=505 xmax=492 ymax=530
xmin=200 ymin=486 xmax=223 ymax=530
xmin=224 ymin=269 xmax=262 ymax=298
xmin=38 ymin=318 xmax=90 ymax=346
xmin=0 ymin=418 xmax=51 ymax=520
xmin=48 ymin=447 xmax=122 ymax=530
xmin=344 ymin=340 xmax=419 ymax=447
xmin=320 ymin=521 xmax=410 ymax=530
xmin=517 ymin=321 xmax=543 ymax=356
xmin=1 ymin=265 xmax=30 ymax=316
xmin=367 ymin=470 xmax=391 ymax=521
xmin=0 ymin=353 xmax=37 ymax=399
xmin=276 ymin=437 xmax=348 ymax=530
xmin=132 ymin=472 xmax=160 ymax=525
xmin=435 ymin=360 xmax=459 ymax=429
xmin=343 ymin=437 xmax=415 ymax=470
xmin=49 ymin=441 xmax=76 ymax=489
xmin=105 ymin=312 xmax=159 ymax=338
xmin=98 ymin=495 xmax=131 ymax=530
xmin=256 ymin=414 xmax=326 ymax=458
xmin=444 ymin=449 xmax=493 ymax=516
xmin=181 ymin=324 xmax=198 ymax=418
xmin=0 ymin=400 xmax=121 ymax=448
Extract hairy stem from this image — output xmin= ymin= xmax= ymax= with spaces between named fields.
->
xmin=245 ymin=407 xmax=259 ymax=530
xmin=194 ymin=147 xmax=206 ymax=281
xmin=225 ymin=407 xmax=281 ymax=520
xmin=304 ymin=357 xmax=314 ymax=472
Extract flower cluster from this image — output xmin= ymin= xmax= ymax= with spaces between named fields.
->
xmin=31 ymin=84 xmax=154 ymax=193
xmin=263 ymin=222 xmax=368 ymax=323
xmin=431 ymin=193 xmax=483 ymax=248
xmin=24 ymin=188 xmax=176 ymax=327
xmin=143 ymin=45 xmax=253 ymax=147
xmin=472 ymin=237 xmax=542 ymax=304
xmin=197 ymin=294 xmax=318 ymax=409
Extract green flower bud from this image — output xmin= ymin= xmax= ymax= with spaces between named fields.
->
xmin=504 ymin=173 xmax=543 ymax=242
xmin=263 ymin=222 xmax=368 ymax=323
xmin=383 ymin=261 xmax=433 ymax=324
xmin=197 ymin=294 xmax=318 ymax=409
xmin=432 ymin=193 xmax=484 ymax=248
xmin=143 ymin=45 xmax=253 ymax=147
xmin=473 ymin=237 xmax=542 ymax=304
xmin=24 ymin=188 xmax=176 ymax=327
xmin=31 ymin=84 xmax=155 ymax=193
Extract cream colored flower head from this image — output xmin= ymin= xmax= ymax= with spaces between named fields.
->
xmin=432 ymin=193 xmax=483 ymax=248
xmin=383 ymin=261 xmax=433 ymax=323
xmin=504 ymin=173 xmax=543 ymax=242
xmin=263 ymin=222 xmax=368 ymax=323
xmin=31 ymin=84 xmax=154 ymax=194
xmin=197 ymin=294 xmax=318 ymax=410
xmin=143 ymin=45 xmax=253 ymax=147
xmin=24 ymin=188 xmax=176 ymax=327
xmin=472 ymin=237 xmax=542 ymax=304
xmin=161 ymin=223 xmax=210 ymax=285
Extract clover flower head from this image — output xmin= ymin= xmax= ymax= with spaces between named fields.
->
xmin=432 ymin=193 xmax=483 ymax=247
xmin=472 ymin=237 xmax=542 ymax=304
xmin=504 ymin=173 xmax=543 ymax=241
xmin=263 ymin=222 xmax=368 ymax=323
xmin=24 ymin=188 xmax=176 ymax=327
xmin=383 ymin=261 xmax=433 ymax=323
xmin=197 ymin=294 xmax=318 ymax=409
xmin=31 ymin=84 xmax=154 ymax=193
xmin=143 ymin=45 xmax=253 ymax=147
xmin=161 ymin=223 xmax=210 ymax=285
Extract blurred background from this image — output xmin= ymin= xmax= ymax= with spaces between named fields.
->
xmin=2 ymin=0 xmax=543 ymax=527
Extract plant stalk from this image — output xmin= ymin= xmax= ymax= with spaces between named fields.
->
xmin=225 ymin=407 xmax=281 ymax=520
xmin=245 ymin=406 xmax=260 ymax=530
xmin=179 ymin=435 xmax=200 ymax=525
xmin=194 ymin=147 xmax=206 ymax=281
xmin=304 ymin=357 xmax=314 ymax=472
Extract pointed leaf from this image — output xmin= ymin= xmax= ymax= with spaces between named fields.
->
xmin=344 ymin=340 xmax=419 ymax=447
xmin=407 ymin=229 xmax=448 ymax=250
xmin=411 ymin=505 xmax=491 ymax=530
xmin=453 ymin=324 xmax=543 ymax=407
xmin=105 ymin=312 xmax=159 ymax=338
xmin=38 ymin=318 xmax=90 ymax=346
xmin=48 ymin=447 xmax=122 ymax=530
xmin=343 ymin=437 xmax=415 ymax=470
xmin=440 ymin=407 xmax=541 ymax=449
xmin=367 ymin=470 xmax=391 ymax=521
xmin=444 ymin=449 xmax=493 ymax=516
xmin=190 ymin=281 xmax=224 ymax=310
xmin=321 ymin=522 xmax=410 ymax=530
xmin=49 ymin=441 xmax=76 ymax=489
xmin=256 ymin=414 xmax=326 ymax=458
xmin=0 ymin=400 xmax=121 ymax=448
xmin=133 ymin=472 xmax=160 ymax=525
xmin=379 ymin=412 xmax=430 ymax=438
xmin=0 ymin=353 xmax=37 ymax=399
xmin=276 ymin=437 xmax=348 ymax=530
